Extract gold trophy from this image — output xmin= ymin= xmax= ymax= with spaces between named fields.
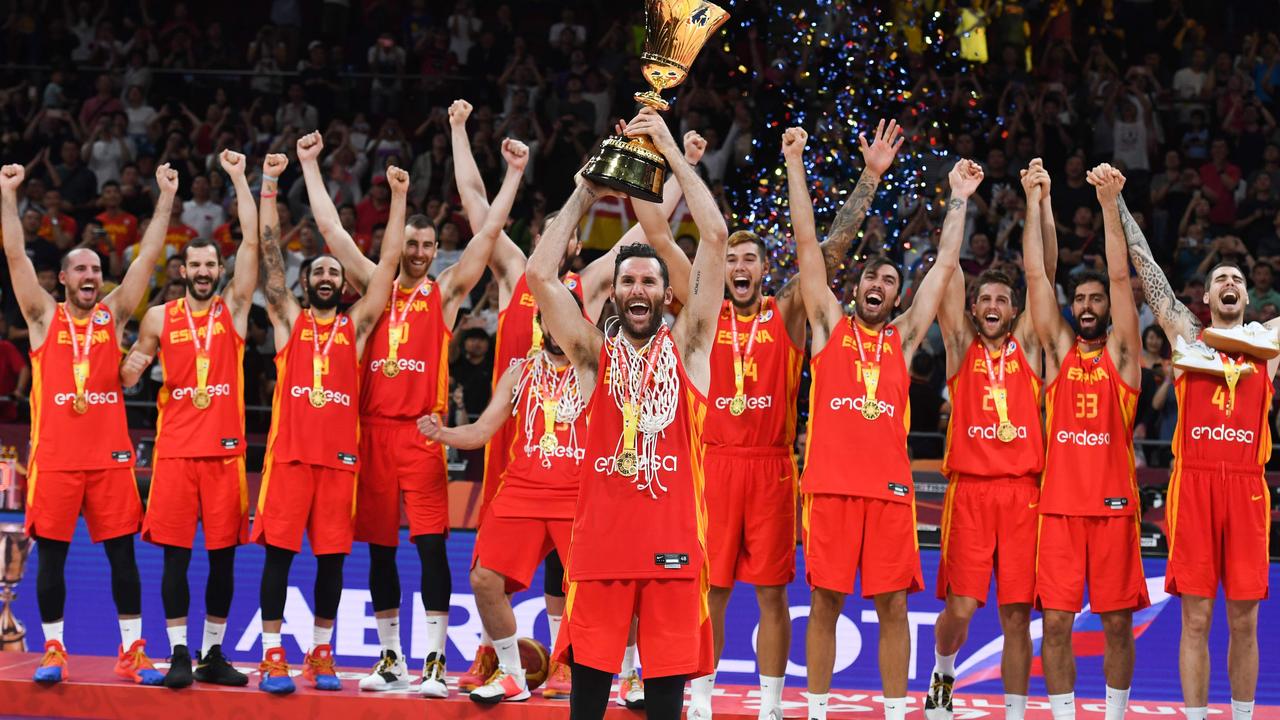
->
xmin=0 ymin=524 xmax=31 ymax=651
xmin=581 ymin=0 xmax=730 ymax=201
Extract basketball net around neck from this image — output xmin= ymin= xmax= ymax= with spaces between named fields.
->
xmin=512 ymin=351 xmax=585 ymax=468
xmin=604 ymin=317 xmax=680 ymax=498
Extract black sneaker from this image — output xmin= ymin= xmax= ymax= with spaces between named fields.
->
xmin=163 ymin=645 xmax=193 ymax=689
xmin=194 ymin=644 xmax=250 ymax=686
xmin=923 ymin=671 xmax=955 ymax=720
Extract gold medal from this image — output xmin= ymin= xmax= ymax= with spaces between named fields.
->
xmin=384 ymin=281 xmax=428 ymax=376
xmin=309 ymin=311 xmax=340 ymax=410
xmin=729 ymin=394 xmax=746 ymax=416
xmin=194 ymin=389 xmax=212 ymax=409
xmin=72 ymin=394 xmax=88 ymax=414
xmin=539 ymin=433 xmax=558 ymax=454
xmin=65 ymin=305 xmax=95 ymax=416
xmin=309 ymin=387 xmax=327 ymax=408
xmin=860 ymin=363 xmax=881 ymax=422
xmin=728 ymin=307 xmax=761 ymax=418
xmin=985 ymin=338 xmax=1017 ymax=442
xmin=382 ymin=359 xmax=400 ymax=378
xmin=616 ymin=448 xmax=638 ymax=477
xmin=997 ymin=421 xmax=1017 ymax=443
xmin=185 ymin=300 xmax=219 ymax=411
xmin=861 ymin=400 xmax=882 ymax=420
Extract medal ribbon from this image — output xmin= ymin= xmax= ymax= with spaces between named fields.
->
xmin=183 ymin=298 xmax=218 ymax=399
xmin=850 ymin=319 xmax=884 ymax=409
xmin=65 ymin=304 xmax=94 ymax=401
xmin=1222 ymin=354 xmax=1243 ymax=415
xmin=528 ymin=315 xmax=544 ymax=358
xmin=615 ymin=326 xmax=669 ymax=458
xmin=730 ymin=307 xmax=762 ymax=401
xmin=310 ymin=311 xmax=340 ymax=397
xmin=984 ymin=337 xmax=1011 ymax=427
xmin=540 ymin=364 xmax=574 ymax=442
xmin=387 ymin=280 xmax=429 ymax=364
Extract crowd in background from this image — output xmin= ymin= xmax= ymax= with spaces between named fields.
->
xmin=0 ymin=0 xmax=1278 ymax=469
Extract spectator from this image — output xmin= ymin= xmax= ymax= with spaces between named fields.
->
xmin=78 ymin=74 xmax=122 ymax=130
xmin=907 ymin=351 xmax=946 ymax=459
xmin=356 ymin=175 xmax=391 ymax=237
xmin=1235 ymin=173 xmax=1280 ymax=249
xmin=180 ymin=175 xmax=226 ymax=240
xmin=94 ymin=181 xmax=139 ymax=256
xmin=449 ymin=324 xmax=494 ymax=418
xmin=368 ymin=34 xmax=407 ymax=117
xmin=1248 ymin=262 xmax=1280 ymax=314
xmin=430 ymin=220 xmax=464 ymax=276
xmin=1199 ymin=137 xmax=1242 ymax=230
xmin=43 ymin=140 xmax=98 ymax=215
xmin=548 ymin=7 xmax=586 ymax=46
xmin=37 ymin=189 xmax=76 ymax=249
xmin=276 ymin=83 xmax=319 ymax=134
xmin=81 ymin=115 xmax=133 ymax=189
xmin=0 ymin=315 xmax=30 ymax=422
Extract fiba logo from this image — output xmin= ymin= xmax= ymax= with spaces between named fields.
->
xmin=968 ymin=424 xmax=1028 ymax=440
xmin=54 ymin=391 xmax=119 ymax=407
xmin=714 ymin=395 xmax=772 ymax=411
xmin=290 ymin=385 xmax=352 ymax=406
xmin=1055 ymin=430 xmax=1110 ymax=446
xmin=171 ymin=383 xmax=232 ymax=400
xmin=1190 ymin=425 xmax=1255 ymax=443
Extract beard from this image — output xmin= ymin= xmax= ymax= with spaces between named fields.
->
xmin=854 ymin=300 xmax=892 ymax=327
xmin=307 ymin=282 xmax=341 ymax=310
xmin=185 ymin=275 xmax=216 ymax=301
xmin=618 ymin=297 xmax=663 ymax=340
xmin=976 ymin=315 xmax=1014 ymax=341
xmin=1077 ymin=313 xmax=1110 ymax=341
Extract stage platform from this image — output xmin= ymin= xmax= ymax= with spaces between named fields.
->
xmin=1 ymin=652 xmax=1276 ymax=719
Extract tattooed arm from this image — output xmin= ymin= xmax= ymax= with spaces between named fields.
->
xmin=258 ymin=154 xmax=301 ymax=349
xmin=1118 ymin=193 xmax=1200 ymax=344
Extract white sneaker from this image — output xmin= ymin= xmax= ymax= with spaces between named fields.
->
xmin=615 ymin=670 xmax=645 ymax=708
xmin=468 ymin=665 xmax=531 ymax=704
xmin=358 ymin=650 xmax=409 ymax=691
xmin=757 ymin=705 xmax=783 ymax=720
xmin=688 ymin=700 xmax=713 ymax=719
xmin=418 ymin=652 xmax=449 ymax=698
xmin=1202 ymin=322 xmax=1280 ymax=359
xmin=1173 ymin=336 xmax=1257 ymax=376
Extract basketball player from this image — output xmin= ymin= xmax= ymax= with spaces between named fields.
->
xmin=449 ymin=98 xmax=697 ymax=697
xmin=1 ymin=162 xmax=175 ymax=684
xmin=417 ymin=305 xmax=587 ymax=704
xmin=786 ymin=127 xmax=978 ymax=720
xmin=529 ymin=107 xmax=726 ymax=720
xmin=118 ymin=150 xmax=261 ymax=689
xmin=642 ymin=119 xmax=905 ymax=720
xmin=299 ymin=130 xmax=528 ymax=695
xmin=1023 ymin=163 xmax=1147 ymax=720
xmin=924 ymin=158 xmax=1057 ymax=720
xmin=1118 ymin=172 xmax=1272 ymax=720
xmin=251 ymin=160 xmax=406 ymax=695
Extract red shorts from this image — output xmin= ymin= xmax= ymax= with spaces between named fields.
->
xmin=1035 ymin=514 xmax=1150 ymax=613
xmin=143 ymin=456 xmax=249 ymax=550
xmin=802 ymin=493 xmax=923 ymax=597
xmin=1166 ymin=461 xmax=1271 ymax=601
xmin=251 ymin=459 xmax=356 ymax=555
xmin=473 ymin=507 xmax=572 ymax=593
xmin=554 ymin=577 xmax=713 ymax=679
xmin=354 ymin=418 xmax=449 ymax=546
xmin=25 ymin=463 xmax=141 ymax=543
xmin=937 ymin=475 xmax=1039 ymax=607
xmin=704 ymin=447 xmax=797 ymax=588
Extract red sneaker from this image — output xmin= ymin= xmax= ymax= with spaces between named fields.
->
xmin=542 ymin=659 xmax=572 ymax=699
xmin=460 ymin=645 xmax=497 ymax=692
xmin=114 ymin=639 xmax=164 ymax=685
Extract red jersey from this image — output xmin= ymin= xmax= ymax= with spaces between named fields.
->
xmin=703 ymin=298 xmax=803 ymax=449
xmin=29 ymin=304 xmax=133 ymax=470
xmin=96 ymin=210 xmax=138 ymax=253
xmin=492 ymin=358 xmax=586 ymax=520
xmin=571 ymin=332 xmax=708 ymax=581
xmin=1171 ymin=353 xmax=1272 ymax=468
xmin=1041 ymin=345 xmax=1139 ymax=516
xmin=37 ymin=214 xmax=77 ymax=243
xmin=802 ymin=319 xmax=913 ymax=502
xmin=265 ymin=312 xmax=360 ymax=470
xmin=359 ymin=281 xmax=449 ymax=421
xmin=942 ymin=337 xmax=1045 ymax=479
xmin=154 ymin=297 xmax=246 ymax=458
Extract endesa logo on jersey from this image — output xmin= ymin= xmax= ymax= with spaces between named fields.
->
xmin=289 ymin=385 xmax=352 ymax=407
xmin=1190 ymin=425 xmax=1256 ymax=443
xmin=593 ymin=454 xmax=680 ymax=474
xmin=829 ymin=396 xmax=896 ymax=418
xmin=714 ymin=395 xmax=773 ymax=412
xmin=369 ymin=357 xmax=427 ymax=375
xmin=170 ymin=383 xmax=233 ymax=401
xmin=968 ymin=423 xmax=1029 ymax=440
xmin=53 ymin=391 xmax=119 ymax=407
xmin=1055 ymin=429 xmax=1110 ymax=446
xmin=538 ymin=444 xmax=586 ymax=463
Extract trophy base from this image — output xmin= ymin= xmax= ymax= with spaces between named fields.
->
xmin=581 ymin=136 xmax=668 ymax=203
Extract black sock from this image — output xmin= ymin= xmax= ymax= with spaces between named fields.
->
xmin=103 ymin=535 xmax=141 ymax=616
xmin=368 ymin=544 xmax=400 ymax=612
xmin=414 ymin=534 xmax=451 ymax=612
xmin=161 ymin=545 xmax=192 ymax=620
xmin=259 ymin=544 xmax=296 ymax=622
xmin=34 ymin=537 xmax=69 ymax=623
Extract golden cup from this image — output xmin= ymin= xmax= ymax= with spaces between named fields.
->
xmin=0 ymin=524 xmax=31 ymax=652
xmin=581 ymin=0 xmax=730 ymax=201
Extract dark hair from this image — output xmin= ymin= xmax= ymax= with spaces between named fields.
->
xmin=860 ymin=254 xmax=903 ymax=287
xmin=459 ymin=327 xmax=491 ymax=343
xmin=300 ymin=253 xmax=344 ymax=285
xmin=1067 ymin=269 xmax=1109 ymax=299
xmin=973 ymin=268 xmax=1016 ymax=301
xmin=406 ymin=214 xmax=434 ymax=231
xmin=727 ymin=230 xmax=767 ymax=257
xmin=1211 ymin=260 xmax=1248 ymax=280
xmin=1142 ymin=324 xmax=1171 ymax=358
xmin=536 ymin=210 xmax=561 ymax=237
xmin=101 ymin=180 xmax=121 ymax=191
xmin=180 ymin=237 xmax=222 ymax=264
xmin=614 ymin=242 xmax=669 ymax=287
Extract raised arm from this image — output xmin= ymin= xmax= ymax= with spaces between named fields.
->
xmin=297 ymin=131 xmax=375 ymax=291
xmin=819 ymin=118 xmax=905 ymax=277
xmin=0 ymin=165 xmax=55 ymax=340
xmin=120 ymin=304 xmax=163 ymax=387
xmin=417 ymin=362 xmax=520 ymax=449
xmin=351 ymin=166 xmax=408 ymax=347
xmin=632 ymin=192 xmax=691 ymax=304
xmin=105 ymin=163 xmax=178 ymax=327
xmin=1021 ymin=164 xmax=1074 ymax=365
xmin=1034 ymin=158 xmax=1059 ymax=290
xmin=784 ymin=127 xmax=843 ymax=354
xmin=1117 ymin=191 xmax=1200 ymax=343
xmin=1091 ymin=164 xmax=1142 ymax=386
xmin=439 ymin=138 xmax=529 ymax=327
xmin=221 ymin=150 xmax=259 ymax=332
xmin=896 ymin=160 xmax=981 ymax=358
xmin=258 ymin=153 xmax=301 ymax=346
xmin=938 ymin=269 xmax=972 ymax=377
xmin=528 ymin=184 xmax=605 ymax=391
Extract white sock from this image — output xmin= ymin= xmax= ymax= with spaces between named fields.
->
xmin=1185 ymin=707 xmax=1209 ymax=720
xmin=1105 ymin=686 xmax=1130 ymax=720
xmin=884 ymin=696 xmax=908 ymax=720
xmin=1005 ymin=693 xmax=1029 ymax=720
xmin=202 ymin=620 xmax=226 ymax=654
xmin=166 ymin=625 xmax=187 ymax=650
xmin=691 ymin=672 xmax=716 ymax=704
xmin=42 ymin=621 xmax=64 ymax=646
xmin=119 ymin=617 xmax=141 ymax=648
xmin=1232 ymin=700 xmax=1255 ymax=720
xmin=809 ymin=692 xmax=830 ymax=720
xmin=376 ymin=615 xmax=402 ymax=656
xmin=424 ymin=614 xmax=447 ymax=656
xmin=312 ymin=624 xmax=333 ymax=649
xmin=760 ymin=674 xmax=783 ymax=708
xmin=621 ymin=643 xmax=638 ymax=675
xmin=494 ymin=634 xmax=523 ymax=677
xmin=479 ymin=626 xmax=492 ymax=647
xmin=934 ymin=648 xmax=958 ymax=677
xmin=1049 ymin=692 xmax=1077 ymax=720
xmin=547 ymin=614 xmax=562 ymax=644
xmin=262 ymin=632 xmax=282 ymax=659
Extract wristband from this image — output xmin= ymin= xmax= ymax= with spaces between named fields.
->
xmin=261 ymin=190 xmax=278 ymax=199
xmin=263 ymin=174 xmax=279 ymax=183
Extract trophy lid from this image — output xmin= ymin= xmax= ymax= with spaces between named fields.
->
xmin=640 ymin=0 xmax=730 ymax=85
